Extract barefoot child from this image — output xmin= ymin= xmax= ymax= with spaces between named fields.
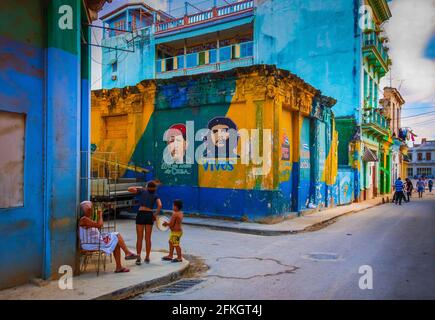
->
xmin=162 ymin=200 xmax=184 ymax=263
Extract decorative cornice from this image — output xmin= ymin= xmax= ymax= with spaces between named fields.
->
xmin=92 ymin=65 xmax=336 ymax=119
xmin=368 ymin=0 xmax=392 ymax=24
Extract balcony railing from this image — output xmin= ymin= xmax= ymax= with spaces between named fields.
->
xmin=156 ymin=41 xmax=254 ymax=77
xmin=363 ymin=31 xmax=390 ymax=69
xmin=363 ymin=110 xmax=390 ymax=132
xmin=155 ymin=0 xmax=254 ymax=33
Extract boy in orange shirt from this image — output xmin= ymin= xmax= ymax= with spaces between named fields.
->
xmin=162 ymin=200 xmax=184 ymax=263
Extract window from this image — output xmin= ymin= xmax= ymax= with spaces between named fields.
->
xmin=417 ymin=168 xmax=432 ymax=177
xmin=426 ymin=152 xmax=431 ymax=161
xmin=177 ymin=56 xmax=184 ymax=69
xmin=111 ymin=61 xmax=117 ymax=73
xmin=209 ymin=49 xmax=217 ymax=64
xmin=0 ymin=111 xmax=25 ymax=208
xmin=364 ymin=71 xmax=368 ymax=100
xmin=374 ymin=83 xmax=378 ymax=108
xmin=219 ymin=46 xmax=231 ymax=62
xmin=418 ymin=153 xmax=423 ymax=161
xmin=113 ymin=19 xmax=126 ymax=36
xmin=104 ymin=115 xmax=128 ymax=139
xmin=198 ymin=51 xmax=206 ymax=66
xmin=131 ymin=14 xmax=137 ymax=31
xmin=407 ymin=168 xmax=413 ymax=178
xmin=186 ymin=53 xmax=197 ymax=68
xmin=409 ymin=153 xmax=412 ymax=161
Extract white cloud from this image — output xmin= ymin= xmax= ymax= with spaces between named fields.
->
xmin=380 ymin=0 xmax=435 ymax=104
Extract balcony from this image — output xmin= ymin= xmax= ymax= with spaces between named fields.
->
xmin=362 ymin=110 xmax=391 ymax=137
xmin=363 ymin=31 xmax=390 ymax=77
xmin=155 ymin=0 xmax=255 ymax=34
xmin=156 ymin=41 xmax=254 ymax=78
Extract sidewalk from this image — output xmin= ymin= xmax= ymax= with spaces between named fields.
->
xmin=0 ymin=251 xmax=189 ymax=300
xmin=183 ymin=196 xmax=392 ymax=236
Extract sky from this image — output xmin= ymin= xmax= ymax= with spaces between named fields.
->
xmin=91 ymin=0 xmax=435 ymax=143
xmin=379 ymin=0 xmax=435 ymax=143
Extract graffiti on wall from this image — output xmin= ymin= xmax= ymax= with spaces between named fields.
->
xmin=337 ymin=169 xmax=354 ymax=205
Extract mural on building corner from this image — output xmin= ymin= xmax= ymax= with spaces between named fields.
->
xmin=91 ymin=65 xmax=338 ymax=219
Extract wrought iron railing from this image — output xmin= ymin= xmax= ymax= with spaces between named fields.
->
xmin=155 ymin=0 xmax=254 ymax=33
xmin=363 ymin=31 xmax=389 ymax=66
xmin=363 ymin=110 xmax=389 ymax=131
xmin=156 ymin=41 xmax=254 ymax=76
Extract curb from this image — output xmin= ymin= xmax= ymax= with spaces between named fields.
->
xmin=182 ymin=221 xmax=297 ymax=236
xmin=92 ymin=261 xmax=190 ymax=300
xmin=183 ymin=201 xmax=385 ymax=236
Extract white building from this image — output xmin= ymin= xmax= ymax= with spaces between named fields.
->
xmin=408 ymin=139 xmax=435 ymax=179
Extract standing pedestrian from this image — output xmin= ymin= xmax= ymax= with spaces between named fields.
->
xmin=405 ymin=178 xmax=413 ymax=202
xmin=162 ymin=199 xmax=185 ymax=263
xmin=402 ymin=180 xmax=409 ymax=203
xmin=394 ymin=177 xmax=405 ymax=205
xmin=428 ymin=179 xmax=433 ymax=193
xmin=416 ymin=178 xmax=425 ymax=198
xmin=128 ymin=180 xmax=163 ymax=265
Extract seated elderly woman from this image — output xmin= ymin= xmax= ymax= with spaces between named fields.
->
xmin=79 ymin=201 xmax=138 ymax=273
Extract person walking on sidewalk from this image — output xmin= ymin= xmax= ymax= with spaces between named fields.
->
xmin=405 ymin=178 xmax=414 ymax=202
xmin=417 ymin=178 xmax=425 ymax=198
xmin=394 ymin=177 xmax=405 ymax=205
xmin=428 ymin=179 xmax=433 ymax=193
xmin=128 ymin=181 xmax=163 ymax=265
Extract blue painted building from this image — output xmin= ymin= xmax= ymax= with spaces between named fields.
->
xmin=0 ymin=0 xmax=109 ymax=290
xmin=254 ymin=0 xmax=394 ymax=202
xmin=100 ymin=0 xmax=256 ymax=88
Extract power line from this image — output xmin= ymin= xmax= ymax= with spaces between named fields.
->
xmin=403 ymin=119 xmax=435 ymax=126
xmin=401 ymin=111 xmax=435 ymax=119
xmin=404 ymin=106 xmax=435 ymax=110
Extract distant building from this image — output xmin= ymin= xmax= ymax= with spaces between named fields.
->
xmin=408 ymin=139 xmax=435 ymax=179
xmin=380 ymin=87 xmax=410 ymax=183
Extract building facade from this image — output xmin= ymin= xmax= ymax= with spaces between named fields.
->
xmin=253 ymin=0 xmax=394 ymax=201
xmin=380 ymin=87 xmax=410 ymax=183
xmin=99 ymin=0 xmax=395 ymax=203
xmin=92 ymin=65 xmax=346 ymax=219
xmin=0 ymin=0 xmax=110 ymax=290
xmin=408 ymin=139 xmax=435 ymax=179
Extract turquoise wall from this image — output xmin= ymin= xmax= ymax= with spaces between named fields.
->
xmin=254 ymin=0 xmax=362 ymax=120
xmin=102 ymin=27 xmax=156 ymax=89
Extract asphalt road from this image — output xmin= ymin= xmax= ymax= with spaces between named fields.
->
xmin=118 ymin=195 xmax=435 ymax=300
